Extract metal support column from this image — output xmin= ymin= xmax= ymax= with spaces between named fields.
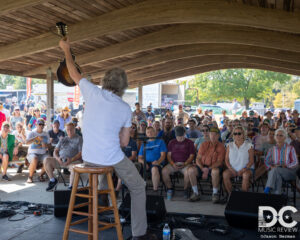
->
xmin=138 ymin=85 xmax=143 ymax=107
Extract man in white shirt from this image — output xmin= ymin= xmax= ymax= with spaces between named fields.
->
xmin=60 ymin=39 xmax=155 ymax=240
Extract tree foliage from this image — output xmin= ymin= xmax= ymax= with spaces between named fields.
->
xmin=183 ymin=69 xmax=292 ymax=109
xmin=0 ymin=74 xmax=45 ymax=90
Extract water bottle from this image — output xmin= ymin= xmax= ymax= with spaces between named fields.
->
xmin=163 ymin=223 xmax=171 ymax=240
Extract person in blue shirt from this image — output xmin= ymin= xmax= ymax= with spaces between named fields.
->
xmin=138 ymin=126 xmax=167 ymax=191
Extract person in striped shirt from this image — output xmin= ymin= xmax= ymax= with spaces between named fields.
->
xmin=264 ymin=128 xmax=298 ymax=194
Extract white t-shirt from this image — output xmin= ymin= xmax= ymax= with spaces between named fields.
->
xmin=27 ymin=129 xmax=50 ymax=154
xmin=79 ymin=78 xmax=132 ymax=165
xmin=228 ymin=141 xmax=253 ymax=171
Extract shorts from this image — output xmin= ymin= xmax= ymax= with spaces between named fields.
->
xmin=27 ymin=153 xmax=49 ymax=163
xmin=196 ymin=165 xmax=223 ymax=179
xmin=163 ymin=163 xmax=189 ymax=175
xmin=0 ymin=153 xmax=9 ymax=163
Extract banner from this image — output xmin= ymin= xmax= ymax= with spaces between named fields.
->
xmin=26 ymin=77 xmax=32 ymax=99
xmin=74 ymin=85 xmax=80 ymax=109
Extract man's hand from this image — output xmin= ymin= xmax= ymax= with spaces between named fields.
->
xmin=237 ymin=168 xmax=246 ymax=176
xmin=63 ymin=158 xmax=72 ymax=166
xmin=152 ymin=160 xmax=159 ymax=166
xmin=172 ymin=163 xmax=180 ymax=171
xmin=229 ymin=167 xmax=237 ymax=177
xmin=59 ymin=38 xmax=70 ymax=52
xmin=176 ymin=162 xmax=185 ymax=169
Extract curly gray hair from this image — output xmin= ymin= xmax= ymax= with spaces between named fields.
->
xmin=101 ymin=68 xmax=128 ymax=97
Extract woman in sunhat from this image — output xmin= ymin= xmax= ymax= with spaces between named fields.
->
xmin=55 ymin=106 xmax=72 ymax=131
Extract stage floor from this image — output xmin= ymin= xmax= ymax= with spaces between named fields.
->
xmin=1 ymin=168 xmax=300 ymax=240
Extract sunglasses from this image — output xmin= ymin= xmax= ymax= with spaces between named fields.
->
xmin=202 ymin=129 xmax=209 ymax=132
xmin=39 ymin=124 xmax=45 ymax=126
xmin=233 ymin=132 xmax=242 ymax=136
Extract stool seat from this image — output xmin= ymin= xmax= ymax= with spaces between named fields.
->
xmin=73 ymin=164 xmax=114 ymax=174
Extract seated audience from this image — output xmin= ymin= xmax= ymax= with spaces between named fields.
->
xmin=291 ymin=109 xmax=300 ymax=127
xmin=132 ymin=102 xmax=146 ymax=123
xmin=48 ymin=120 xmax=65 ymax=146
xmin=145 ymin=105 xmax=155 ymax=124
xmin=10 ymin=106 xmax=24 ymax=130
xmin=0 ymin=122 xmax=17 ymax=181
xmin=264 ymin=110 xmax=275 ymax=127
xmin=219 ymin=110 xmax=229 ymax=129
xmin=44 ymin=123 xmax=83 ymax=191
xmin=175 ymin=105 xmax=189 ymax=125
xmin=55 ymin=107 xmax=72 ymax=131
xmin=221 ymin=121 xmax=233 ymax=142
xmin=264 ymin=129 xmax=298 ymax=195
xmin=253 ymin=123 xmax=269 ymax=152
xmin=157 ymin=118 xmax=175 ymax=146
xmin=71 ymin=117 xmax=82 ymax=136
xmin=12 ymin=122 xmax=28 ymax=173
xmin=223 ymin=126 xmax=254 ymax=196
xmin=153 ymin=120 xmax=161 ymax=136
xmin=26 ymin=118 xmax=50 ymax=183
xmin=194 ymin=124 xmax=210 ymax=151
xmin=186 ymin=118 xmax=202 ymax=139
xmin=187 ymin=127 xmax=225 ymax=202
xmin=138 ymin=126 xmax=167 ymax=191
xmin=162 ymin=126 xmax=195 ymax=199
xmin=28 ymin=108 xmax=46 ymax=131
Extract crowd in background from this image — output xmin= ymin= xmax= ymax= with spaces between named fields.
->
xmin=0 ymin=99 xmax=299 ymax=203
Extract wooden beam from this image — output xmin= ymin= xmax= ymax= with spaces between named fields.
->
xmin=129 ymin=63 xmax=299 ymax=88
xmin=0 ymin=0 xmax=48 ymax=15
xmin=125 ymin=55 xmax=300 ymax=83
xmin=2 ymin=0 xmax=300 ymax=63
xmin=89 ymin=44 xmax=300 ymax=79
xmin=24 ymin=23 xmax=300 ymax=77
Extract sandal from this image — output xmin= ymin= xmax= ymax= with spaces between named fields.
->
xmin=27 ymin=177 xmax=33 ymax=183
xmin=38 ymin=175 xmax=45 ymax=182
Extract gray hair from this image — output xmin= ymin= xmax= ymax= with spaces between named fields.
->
xmin=275 ymin=128 xmax=287 ymax=139
xmin=101 ymin=68 xmax=128 ymax=97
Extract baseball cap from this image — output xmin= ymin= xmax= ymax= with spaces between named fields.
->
xmin=37 ymin=118 xmax=45 ymax=125
xmin=209 ymin=127 xmax=220 ymax=134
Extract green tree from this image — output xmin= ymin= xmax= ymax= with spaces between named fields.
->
xmin=184 ymin=69 xmax=292 ymax=109
xmin=0 ymin=74 xmax=45 ymax=90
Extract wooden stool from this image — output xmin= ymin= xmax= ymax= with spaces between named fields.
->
xmin=63 ymin=164 xmax=123 ymax=240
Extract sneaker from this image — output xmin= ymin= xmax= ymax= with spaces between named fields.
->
xmin=17 ymin=164 xmax=24 ymax=173
xmin=46 ymin=179 xmax=58 ymax=191
xmin=189 ymin=193 xmax=201 ymax=202
xmin=2 ymin=175 xmax=11 ymax=181
xmin=212 ymin=193 xmax=219 ymax=203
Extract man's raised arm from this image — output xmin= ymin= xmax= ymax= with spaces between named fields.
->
xmin=59 ymin=38 xmax=82 ymax=85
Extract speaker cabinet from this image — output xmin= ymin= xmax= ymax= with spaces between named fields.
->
xmin=119 ymin=193 xmax=166 ymax=222
xmin=225 ymin=191 xmax=287 ymax=229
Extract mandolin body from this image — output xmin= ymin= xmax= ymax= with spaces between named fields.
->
xmin=56 ymin=59 xmax=81 ymax=87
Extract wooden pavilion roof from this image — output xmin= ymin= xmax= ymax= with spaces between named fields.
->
xmin=0 ymin=0 xmax=300 ymax=87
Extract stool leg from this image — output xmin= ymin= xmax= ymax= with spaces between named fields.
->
xmin=63 ymin=171 xmax=80 ymax=240
xmin=88 ymin=173 xmax=93 ymax=240
xmin=92 ymin=174 xmax=99 ymax=240
xmin=107 ymin=172 xmax=123 ymax=240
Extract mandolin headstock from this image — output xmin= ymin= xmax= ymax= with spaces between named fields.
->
xmin=56 ymin=22 xmax=68 ymax=39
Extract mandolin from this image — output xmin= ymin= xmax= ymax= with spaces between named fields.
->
xmin=56 ymin=22 xmax=81 ymax=87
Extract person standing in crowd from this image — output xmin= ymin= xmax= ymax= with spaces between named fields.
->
xmin=145 ymin=105 xmax=155 ymax=125
xmin=162 ymin=126 xmax=195 ymax=200
xmin=10 ymin=106 xmax=24 ymax=130
xmin=138 ymin=127 xmax=167 ymax=191
xmin=28 ymin=108 xmax=46 ymax=131
xmin=26 ymin=118 xmax=50 ymax=183
xmin=221 ymin=121 xmax=233 ymax=143
xmin=44 ymin=122 xmax=83 ymax=191
xmin=55 ymin=107 xmax=72 ymax=131
xmin=71 ymin=117 xmax=82 ymax=137
xmin=223 ymin=126 xmax=254 ymax=196
xmin=264 ymin=129 xmax=298 ymax=195
xmin=25 ymin=107 xmax=33 ymax=126
xmin=175 ymin=104 xmax=189 ymax=125
xmin=60 ymin=38 xmax=158 ymax=240
xmin=0 ymin=102 xmax=6 ymax=130
xmin=231 ymin=99 xmax=239 ymax=118
xmin=188 ymin=127 xmax=225 ymax=202
xmin=132 ymin=102 xmax=146 ymax=123
xmin=275 ymin=111 xmax=287 ymax=129
xmin=253 ymin=123 xmax=269 ymax=153
xmin=0 ymin=122 xmax=17 ymax=181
